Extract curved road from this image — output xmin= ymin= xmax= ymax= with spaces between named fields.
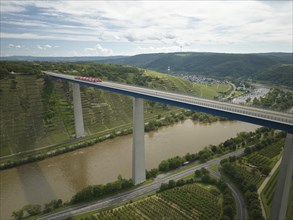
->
xmin=208 ymin=167 xmax=247 ymax=220
xmin=39 ymin=149 xmax=245 ymax=220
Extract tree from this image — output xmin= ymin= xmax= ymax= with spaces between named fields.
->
xmin=159 ymin=160 xmax=169 ymax=172
xmin=176 ymin=179 xmax=185 ymax=187
xmin=23 ymin=204 xmax=41 ymax=216
xmin=200 ymin=167 xmax=210 ymax=175
xmin=160 ymin=183 xmax=169 ymax=191
xmin=195 ymin=170 xmax=202 ymax=178
xmin=11 ymin=209 xmax=23 ymax=220
xmin=168 ymin=180 xmax=176 ymax=188
xmin=223 ymin=205 xmax=234 ymax=219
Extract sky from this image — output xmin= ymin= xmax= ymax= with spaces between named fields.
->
xmin=0 ymin=0 xmax=292 ymax=57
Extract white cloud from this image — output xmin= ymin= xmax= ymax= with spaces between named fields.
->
xmin=1 ymin=1 xmax=292 ymax=54
xmin=8 ymin=43 xmax=24 ymax=48
xmin=137 ymin=46 xmax=181 ymax=54
xmin=37 ymin=44 xmax=56 ymax=50
xmin=44 ymin=44 xmax=52 ymax=49
xmin=84 ymin=44 xmax=113 ymax=56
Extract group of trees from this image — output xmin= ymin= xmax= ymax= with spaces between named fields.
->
xmin=252 ymin=88 xmax=293 ymax=111
xmin=219 ymin=129 xmax=285 ymax=220
xmin=217 ymin=179 xmax=237 ymax=220
xmin=11 ymin=176 xmax=133 ymax=219
xmin=221 ymin=161 xmax=264 ymax=220
xmin=70 ymin=175 xmax=133 ymax=204
xmin=153 ymin=127 xmax=269 ymax=175
xmin=158 ymin=156 xmax=184 ymax=172
xmin=11 ymin=200 xmax=63 ymax=220
xmin=159 ymin=168 xmax=217 ymax=192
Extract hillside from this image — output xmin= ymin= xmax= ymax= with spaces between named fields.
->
xmin=0 ymin=62 xmax=231 ymax=157
xmin=106 ymin=52 xmax=293 ymax=87
xmin=255 ymin=64 xmax=293 ymax=88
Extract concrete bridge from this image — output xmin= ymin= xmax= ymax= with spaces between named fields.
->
xmin=45 ymin=71 xmax=292 ymax=219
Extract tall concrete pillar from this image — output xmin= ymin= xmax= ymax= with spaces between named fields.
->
xmin=72 ymin=83 xmax=85 ymax=138
xmin=270 ymin=133 xmax=293 ymax=220
xmin=132 ymin=98 xmax=146 ymax=185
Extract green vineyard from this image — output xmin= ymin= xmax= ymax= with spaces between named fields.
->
xmin=246 ymin=139 xmax=284 ymax=170
xmin=261 ymin=168 xmax=279 ymax=218
xmin=95 ymin=183 xmax=222 ymax=220
xmin=247 ymin=153 xmax=271 ymax=167
xmin=234 ymin=165 xmax=264 ymax=188
xmin=258 ymin=140 xmax=283 ymax=159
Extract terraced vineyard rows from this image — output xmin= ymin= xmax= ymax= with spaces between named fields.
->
xmin=258 ymin=140 xmax=283 ymax=159
xmin=234 ymin=165 xmax=264 ymax=188
xmin=247 ymin=153 xmax=271 ymax=167
xmin=246 ymin=139 xmax=284 ymax=169
xmin=95 ymin=183 xmax=222 ymax=220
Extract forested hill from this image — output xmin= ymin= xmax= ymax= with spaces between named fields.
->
xmin=255 ymin=64 xmax=293 ymax=88
xmin=106 ymin=52 xmax=293 ymax=87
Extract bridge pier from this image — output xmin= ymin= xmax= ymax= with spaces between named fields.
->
xmin=132 ymin=98 xmax=146 ymax=185
xmin=72 ymin=83 xmax=85 ymax=138
xmin=270 ymin=133 xmax=292 ymax=220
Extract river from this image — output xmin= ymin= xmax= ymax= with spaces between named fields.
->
xmin=0 ymin=120 xmax=259 ymax=219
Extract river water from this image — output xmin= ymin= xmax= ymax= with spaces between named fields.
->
xmin=0 ymin=120 xmax=259 ymax=219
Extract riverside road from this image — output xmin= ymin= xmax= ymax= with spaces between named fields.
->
xmin=39 ymin=148 xmax=245 ymax=220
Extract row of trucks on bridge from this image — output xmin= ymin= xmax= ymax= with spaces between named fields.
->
xmin=75 ymin=76 xmax=102 ymax=82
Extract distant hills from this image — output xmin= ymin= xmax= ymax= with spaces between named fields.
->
xmin=1 ymin=52 xmax=292 ymax=88
xmin=107 ymin=52 xmax=292 ymax=76
xmin=105 ymin=52 xmax=293 ymax=88
xmin=0 ymin=55 xmax=125 ymax=62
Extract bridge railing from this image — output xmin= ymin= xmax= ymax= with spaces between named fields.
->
xmin=105 ymin=79 xmax=293 ymax=117
xmin=47 ymin=71 xmax=293 ymax=125
xmin=145 ymin=89 xmax=293 ymax=124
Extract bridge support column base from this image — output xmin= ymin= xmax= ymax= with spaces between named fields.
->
xmin=132 ymin=98 xmax=146 ymax=185
xmin=270 ymin=133 xmax=293 ymax=220
xmin=72 ymin=83 xmax=85 ymax=138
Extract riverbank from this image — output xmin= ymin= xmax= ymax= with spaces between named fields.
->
xmin=0 ymin=109 xmax=229 ymax=170
xmin=0 ymin=120 xmax=259 ymax=220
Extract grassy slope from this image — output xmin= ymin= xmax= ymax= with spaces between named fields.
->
xmin=261 ymin=167 xmax=293 ymax=220
xmin=0 ymin=70 xmax=230 ymax=157
xmin=144 ymin=69 xmax=231 ymax=98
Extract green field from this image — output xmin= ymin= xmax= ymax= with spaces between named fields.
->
xmin=93 ymin=183 xmax=222 ymax=220
xmin=196 ymin=84 xmax=231 ymax=98
xmin=144 ymin=70 xmax=232 ymax=98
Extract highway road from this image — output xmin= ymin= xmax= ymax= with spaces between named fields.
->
xmin=45 ymin=72 xmax=293 ymax=133
xmin=39 ymin=149 xmax=245 ymax=220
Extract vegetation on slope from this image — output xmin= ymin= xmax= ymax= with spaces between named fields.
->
xmin=255 ymin=64 xmax=293 ymax=88
xmin=221 ymin=129 xmax=286 ymax=220
xmin=0 ymin=61 xmax=230 ymax=158
xmin=107 ymin=52 xmax=293 ymax=88
xmin=261 ymin=168 xmax=293 ymax=220
xmin=251 ymin=88 xmax=293 ymax=111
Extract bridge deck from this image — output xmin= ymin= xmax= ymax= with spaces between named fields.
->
xmin=45 ymin=71 xmax=293 ymax=133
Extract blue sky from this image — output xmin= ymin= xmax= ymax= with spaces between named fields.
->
xmin=1 ymin=1 xmax=292 ymax=57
